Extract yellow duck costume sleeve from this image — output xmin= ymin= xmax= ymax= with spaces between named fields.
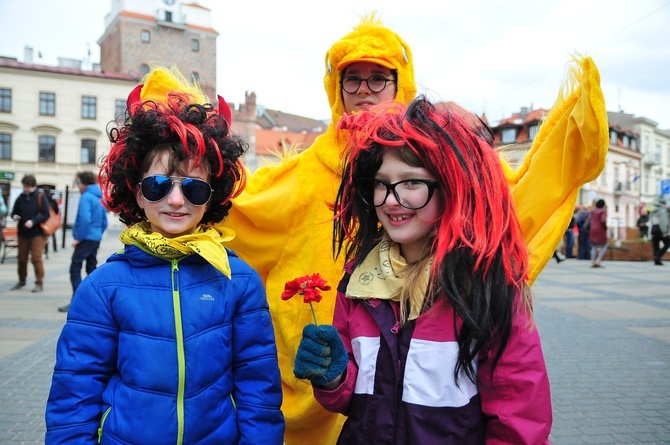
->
xmin=504 ymin=55 xmax=608 ymax=284
xmin=223 ymin=15 xmax=607 ymax=445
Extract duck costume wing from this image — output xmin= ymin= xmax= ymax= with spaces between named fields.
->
xmin=505 ymin=55 xmax=608 ymax=284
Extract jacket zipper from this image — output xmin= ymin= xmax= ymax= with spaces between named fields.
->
xmin=97 ymin=406 xmax=111 ymax=443
xmin=171 ymin=260 xmax=186 ymax=445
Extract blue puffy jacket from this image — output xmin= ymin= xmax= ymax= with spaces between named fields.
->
xmin=45 ymin=245 xmax=285 ymax=444
xmin=72 ymin=184 xmax=108 ymax=242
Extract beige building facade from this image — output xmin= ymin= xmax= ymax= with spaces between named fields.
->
xmin=0 ymin=58 xmax=137 ymax=223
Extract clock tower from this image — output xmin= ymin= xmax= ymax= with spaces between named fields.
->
xmin=97 ymin=0 xmax=218 ymax=99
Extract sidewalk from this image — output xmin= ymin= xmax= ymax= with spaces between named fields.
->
xmin=0 ymin=233 xmax=669 ymax=443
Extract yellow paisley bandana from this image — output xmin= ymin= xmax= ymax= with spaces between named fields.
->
xmin=346 ymin=234 xmax=430 ymax=320
xmin=119 ymin=222 xmax=235 ymax=279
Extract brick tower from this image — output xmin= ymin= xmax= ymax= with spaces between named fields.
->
xmin=97 ymin=0 xmax=218 ymax=99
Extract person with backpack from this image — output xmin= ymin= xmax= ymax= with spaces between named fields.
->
xmin=9 ymin=174 xmax=50 ymax=292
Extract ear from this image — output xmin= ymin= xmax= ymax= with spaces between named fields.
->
xmin=135 ymin=188 xmax=145 ymax=210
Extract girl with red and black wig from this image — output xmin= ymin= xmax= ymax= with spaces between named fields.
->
xmin=293 ymin=96 xmax=551 ymax=444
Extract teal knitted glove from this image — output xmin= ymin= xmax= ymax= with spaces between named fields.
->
xmin=294 ymin=324 xmax=347 ymax=387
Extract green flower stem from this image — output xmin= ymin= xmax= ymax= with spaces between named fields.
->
xmin=310 ymin=302 xmax=318 ymax=326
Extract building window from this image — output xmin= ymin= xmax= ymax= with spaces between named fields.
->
xmin=191 ymin=39 xmax=200 ymax=52
xmin=528 ymin=124 xmax=538 ymax=141
xmin=81 ymin=139 xmax=96 ymax=164
xmin=0 ymin=88 xmax=11 ymax=112
xmin=141 ymin=64 xmax=150 ymax=76
xmin=631 ymin=138 xmax=637 ymax=151
xmin=82 ymin=96 xmax=97 ymax=119
xmin=501 ymin=128 xmax=516 ymax=144
xmin=39 ymin=135 xmax=56 ymax=162
xmin=141 ymin=30 xmax=151 ymax=43
xmin=115 ymin=99 xmax=126 ymax=120
xmin=622 ymin=135 xmax=629 ymax=148
xmin=165 ymin=11 xmax=172 ymax=22
xmin=610 ymin=130 xmax=617 ymax=144
xmin=191 ymin=71 xmax=199 ymax=82
xmin=39 ymin=92 xmax=56 ymax=116
xmin=0 ymin=133 xmax=11 ymax=159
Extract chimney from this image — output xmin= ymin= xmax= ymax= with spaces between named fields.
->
xmin=24 ymin=46 xmax=34 ymax=64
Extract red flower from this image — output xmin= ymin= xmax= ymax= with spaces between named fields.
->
xmin=281 ymin=274 xmax=331 ymax=325
xmin=281 ymin=274 xmax=331 ymax=303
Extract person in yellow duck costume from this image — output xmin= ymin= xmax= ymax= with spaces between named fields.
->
xmin=224 ymin=14 xmax=608 ymax=445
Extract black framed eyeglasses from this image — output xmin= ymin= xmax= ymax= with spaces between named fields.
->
xmin=357 ymin=178 xmax=440 ymax=210
xmin=138 ymin=175 xmax=213 ymax=206
xmin=340 ymin=75 xmax=396 ymax=94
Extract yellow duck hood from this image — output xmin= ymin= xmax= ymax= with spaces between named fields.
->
xmin=323 ymin=13 xmax=417 ymax=127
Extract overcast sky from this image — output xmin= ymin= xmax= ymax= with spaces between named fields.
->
xmin=1 ymin=0 xmax=669 ymax=127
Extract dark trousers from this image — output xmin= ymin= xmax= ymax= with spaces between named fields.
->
xmin=69 ymin=240 xmax=101 ymax=295
xmin=565 ymin=230 xmax=575 ymax=258
xmin=651 ymin=233 xmax=670 ymax=262
xmin=577 ymin=230 xmax=591 ymax=260
xmin=18 ymin=236 xmax=46 ymax=285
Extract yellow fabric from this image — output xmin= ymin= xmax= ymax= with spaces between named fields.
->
xmin=504 ymin=55 xmax=608 ymax=284
xmin=224 ymin=18 xmax=607 ymax=444
xmin=119 ymin=222 xmax=235 ymax=278
xmin=346 ymin=234 xmax=429 ymax=320
xmin=139 ymin=66 xmax=209 ymax=106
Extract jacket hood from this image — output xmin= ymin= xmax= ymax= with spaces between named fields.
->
xmin=324 ymin=13 xmax=416 ymax=125
xmin=84 ymin=184 xmax=103 ymax=198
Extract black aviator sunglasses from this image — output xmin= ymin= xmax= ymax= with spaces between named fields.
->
xmin=138 ymin=175 xmax=213 ymax=206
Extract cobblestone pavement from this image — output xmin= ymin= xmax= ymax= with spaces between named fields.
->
xmin=1 ymin=229 xmax=669 ymax=444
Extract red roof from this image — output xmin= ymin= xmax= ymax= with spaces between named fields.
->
xmin=255 ymin=128 xmax=323 ymax=156
xmin=0 ymin=57 xmax=137 ymax=81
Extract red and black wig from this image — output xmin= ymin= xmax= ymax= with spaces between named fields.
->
xmin=99 ymin=92 xmax=247 ymax=226
xmin=333 ymin=96 xmax=530 ymax=382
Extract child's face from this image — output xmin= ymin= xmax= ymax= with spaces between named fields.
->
xmin=374 ymin=150 xmax=440 ymax=263
xmin=136 ymin=151 xmax=210 ymax=238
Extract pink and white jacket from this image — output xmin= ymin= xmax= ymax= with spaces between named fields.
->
xmin=314 ymin=273 xmax=552 ymax=444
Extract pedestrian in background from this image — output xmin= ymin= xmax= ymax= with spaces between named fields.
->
xmin=576 ymin=205 xmax=592 ymax=259
xmin=9 ymin=174 xmax=49 ymax=292
xmin=649 ymin=198 xmax=670 ymax=265
xmin=58 ymin=171 xmax=108 ymax=313
xmin=589 ymin=199 xmax=608 ymax=268
xmin=637 ymin=207 xmax=650 ymax=240
xmin=564 ymin=211 xmax=577 ymax=258
xmin=41 ymin=185 xmax=60 ymax=259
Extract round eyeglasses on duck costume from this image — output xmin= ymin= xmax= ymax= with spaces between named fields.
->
xmin=223 ymin=13 xmax=607 ymax=445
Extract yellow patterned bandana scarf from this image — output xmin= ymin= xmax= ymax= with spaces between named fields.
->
xmin=119 ymin=222 xmax=235 ymax=279
xmin=346 ymin=234 xmax=430 ymax=320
